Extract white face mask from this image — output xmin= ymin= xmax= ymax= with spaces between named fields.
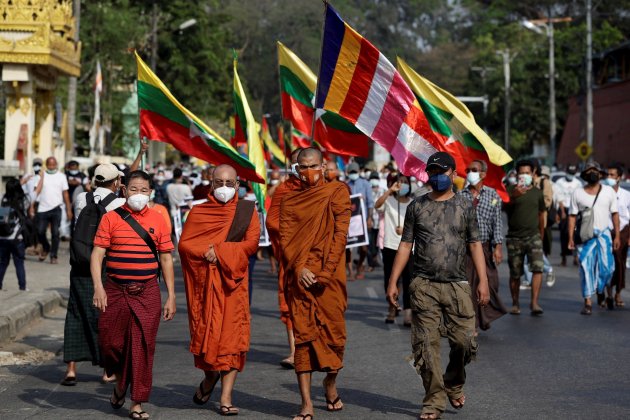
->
xmin=214 ymin=186 xmax=236 ymax=203
xmin=348 ymin=173 xmax=360 ymax=181
xmin=467 ymin=171 xmax=481 ymax=186
xmin=202 ymin=180 xmax=210 ymax=186
xmin=127 ymin=193 xmax=150 ymax=212
xmin=291 ymin=163 xmax=299 ymax=178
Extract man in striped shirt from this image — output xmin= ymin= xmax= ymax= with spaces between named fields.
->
xmin=92 ymin=171 xmax=175 ymax=420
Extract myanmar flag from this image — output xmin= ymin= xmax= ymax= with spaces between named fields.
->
xmin=397 ymin=58 xmax=512 ymax=201
xmin=277 ymin=41 xmax=369 ymax=157
xmin=136 ymin=52 xmax=262 ymax=183
xmin=233 ymin=57 xmax=268 ymax=210
xmin=261 ymin=117 xmax=287 ymax=168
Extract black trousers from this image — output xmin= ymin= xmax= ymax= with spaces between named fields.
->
xmin=382 ymin=247 xmax=412 ymax=309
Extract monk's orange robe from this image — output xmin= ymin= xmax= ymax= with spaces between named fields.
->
xmin=266 ymin=176 xmax=302 ymax=328
xmin=178 ymin=195 xmax=260 ymax=372
xmin=280 ymin=180 xmax=351 ymax=373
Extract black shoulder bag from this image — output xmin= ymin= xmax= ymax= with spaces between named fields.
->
xmin=114 ymin=208 xmax=162 ymax=281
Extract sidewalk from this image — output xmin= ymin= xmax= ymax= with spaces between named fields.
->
xmin=0 ymin=241 xmax=70 ymax=343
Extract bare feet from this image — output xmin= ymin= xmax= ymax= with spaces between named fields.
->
xmin=419 ymin=412 xmax=440 ymax=419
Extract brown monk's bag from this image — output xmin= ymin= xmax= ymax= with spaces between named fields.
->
xmin=225 ymin=199 xmax=256 ymax=242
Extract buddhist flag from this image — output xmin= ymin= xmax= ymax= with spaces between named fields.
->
xmin=397 ymin=58 xmax=512 ymax=201
xmin=233 ymin=56 xmax=267 ymax=210
xmin=261 ymin=116 xmax=287 ymax=168
xmin=135 ymin=52 xmax=262 ymax=182
xmin=315 ymin=4 xmax=440 ymax=179
xmin=278 ymin=41 xmax=369 ymax=157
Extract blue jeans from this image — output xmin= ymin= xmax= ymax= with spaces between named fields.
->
xmin=0 ymin=239 xmax=26 ymax=290
xmin=37 ymin=207 xmax=62 ymax=258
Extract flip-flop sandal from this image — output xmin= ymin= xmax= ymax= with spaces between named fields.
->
xmin=219 ymin=405 xmax=239 ymax=416
xmin=449 ymin=395 xmax=465 ymax=409
xmin=326 ymin=396 xmax=343 ymax=412
xmin=418 ymin=412 xmax=441 ymax=419
xmin=510 ymin=306 xmax=521 ymax=315
xmin=280 ymin=359 xmax=295 ymax=369
xmin=60 ymin=376 xmax=77 ymax=386
xmin=293 ymin=414 xmax=313 ymax=420
xmin=128 ymin=411 xmax=150 ymax=419
xmin=580 ymin=305 xmax=592 ymax=315
xmin=110 ymin=387 xmax=126 ymax=410
xmin=193 ymin=379 xmax=217 ymax=405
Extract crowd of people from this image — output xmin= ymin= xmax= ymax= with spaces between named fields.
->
xmin=0 ymin=145 xmax=628 ymax=420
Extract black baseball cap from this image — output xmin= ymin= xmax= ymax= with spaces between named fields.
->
xmin=426 ymin=152 xmax=456 ymax=171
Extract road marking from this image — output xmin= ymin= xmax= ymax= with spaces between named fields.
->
xmin=366 ymin=286 xmax=378 ymax=299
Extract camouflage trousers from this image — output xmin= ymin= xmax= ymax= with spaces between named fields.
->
xmin=506 ymin=234 xmax=544 ymax=279
xmin=409 ymin=277 xmax=477 ymax=415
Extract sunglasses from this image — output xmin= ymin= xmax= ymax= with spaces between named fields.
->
xmin=465 ymin=168 xmax=479 ymax=174
xmin=213 ymin=180 xmax=237 ymax=188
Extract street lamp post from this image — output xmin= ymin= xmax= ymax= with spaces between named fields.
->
xmin=496 ymin=49 xmax=513 ymax=153
xmin=586 ymin=0 xmax=593 ymax=149
xmin=522 ymin=16 xmax=571 ymax=165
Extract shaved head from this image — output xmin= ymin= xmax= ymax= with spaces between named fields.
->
xmin=213 ymin=164 xmax=237 ymax=181
xmin=290 ymin=148 xmax=304 ymax=164
xmin=325 ymin=160 xmax=338 ymax=171
xmin=297 ymin=147 xmax=323 ymax=165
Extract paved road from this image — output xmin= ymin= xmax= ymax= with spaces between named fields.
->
xmin=1 ymin=243 xmax=629 ymax=419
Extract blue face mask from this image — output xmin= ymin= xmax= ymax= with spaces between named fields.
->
xmin=399 ymin=184 xmax=410 ymax=196
xmin=238 ymin=187 xmax=247 ymax=198
xmin=428 ymin=173 xmax=452 ymax=192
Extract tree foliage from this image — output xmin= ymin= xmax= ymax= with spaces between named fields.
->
xmin=71 ymin=0 xmax=630 ymax=159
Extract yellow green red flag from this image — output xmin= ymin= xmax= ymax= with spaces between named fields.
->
xmin=233 ymin=56 xmax=267 ymax=210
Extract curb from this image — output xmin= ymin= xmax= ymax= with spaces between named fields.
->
xmin=0 ymin=291 xmax=64 ymax=343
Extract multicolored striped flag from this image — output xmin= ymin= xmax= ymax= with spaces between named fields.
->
xmin=397 ymin=58 xmax=512 ymax=201
xmin=277 ymin=41 xmax=369 ymax=157
xmin=315 ymin=4 xmax=440 ymax=178
xmin=135 ymin=52 xmax=263 ymax=183
xmin=233 ymin=56 xmax=267 ymax=210
xmin=291 ymin=127 xmax=312 ymax=149
xmin=261 ymin=116 xmax=287 ymax=168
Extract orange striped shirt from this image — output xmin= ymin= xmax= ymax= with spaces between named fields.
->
xmin=94 ymin=204 xmax=174 ymax=283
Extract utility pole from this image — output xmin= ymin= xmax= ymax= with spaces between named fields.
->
xmin=496 ymin=50 xmax=512 ymax=153
xmin=586 ymin=0 xmax=594 ymax=149
xmin=66 ymin=0 xmax=81 ymax=161
xmin=547 ymin=17 xmax=556 ymax=165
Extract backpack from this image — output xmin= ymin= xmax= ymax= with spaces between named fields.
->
xmin=0 ymin=206 xmax=18 ymax=237
xmin=70 ymin=192 xmax=117 ymax=275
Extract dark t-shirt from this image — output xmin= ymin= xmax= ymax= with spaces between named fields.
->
xmin=506 ymin=186 xmax=545 ymax=239
xmin=401 ymin=193 xmax=480 ymax=282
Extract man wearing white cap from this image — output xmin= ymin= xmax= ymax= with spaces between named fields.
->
xmin=73 ymin=164 xmax=126 ymax=216
xmin=62 ymin=163 xmax=126 ymax=386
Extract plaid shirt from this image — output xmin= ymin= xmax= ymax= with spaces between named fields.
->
xmin=460 ymin=185 xmax=503 ymax=246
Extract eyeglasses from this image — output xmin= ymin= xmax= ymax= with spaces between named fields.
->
xmin=213 ymin=179 xmax=236 ymax=188
xmin=465 ymin=168 xmax=479 ymax=174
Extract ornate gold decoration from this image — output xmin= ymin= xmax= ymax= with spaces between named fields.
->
xmin=0 ymin=0 xmax=81 ymax=77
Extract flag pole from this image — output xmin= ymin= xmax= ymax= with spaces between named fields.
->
xmin=276 ymin=44 xmax=289 ymax=170
xmin=310 ymin=0 xmax=329 ymax=146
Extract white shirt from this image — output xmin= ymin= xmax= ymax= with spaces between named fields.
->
xmin=381 ymin=195 xmax=411 ymax=250
xmin=36 ymin=171 xmax=69 ymax=213
xmin=166 ymin=182 xmax=193 ymax=212
xmin=569 ymin=185 xmax=618 ymax=232
xmin=74 ymin=187 xmax=126 ymax=219
xmin=22 ymin=173 xmax=41 ymax=203
xmin=615 ymin=187 xmax=630 ymax=230
xmin=553 ymin=176 xmax=582 ymax=209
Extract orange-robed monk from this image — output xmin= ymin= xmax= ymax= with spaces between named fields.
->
xmin=178 ymin=164 xmax=260 ymax=416
xmin=280 ymin=148 xmax=351 ymax=419
xmin=266 ymin=148 xmax=303 ymax=369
